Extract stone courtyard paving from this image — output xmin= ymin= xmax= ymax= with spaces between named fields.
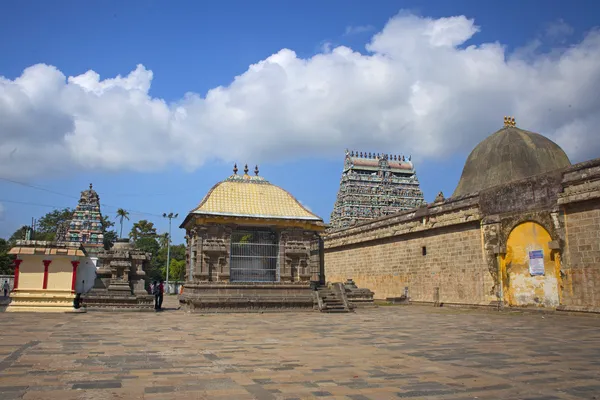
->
xmin=1 ymin=302 xmax=600 ymax=400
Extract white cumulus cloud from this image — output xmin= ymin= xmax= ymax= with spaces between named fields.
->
xmin=1 ymin=12 xmax=600 ymax=179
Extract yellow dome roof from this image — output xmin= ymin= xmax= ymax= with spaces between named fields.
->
xmin=190 ymin=166 xmax=322 ymax=222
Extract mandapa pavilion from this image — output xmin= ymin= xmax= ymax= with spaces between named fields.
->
xmin=179 ymin=164 xmax=327 ymax=312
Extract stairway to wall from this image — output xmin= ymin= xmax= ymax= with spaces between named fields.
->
xmin=316 ymin=284 xmax=352 ymax=313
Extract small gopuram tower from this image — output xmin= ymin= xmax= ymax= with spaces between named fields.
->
xmin=81 ymin=239 xmax=153 ymax=310
xmin=328 ymin=150 xmax=426 ymax=230
xmin=180 ymin=164 xmax=326 ymax=312
xmin=66 ymin=184 xmax=105 ymax=255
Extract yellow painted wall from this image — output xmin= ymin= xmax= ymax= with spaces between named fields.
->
xmin=502 ymin=222 xmax=559 ymax=307
xmin=18 ymin=257 xmax=44 ymax=289
xmin=47 ymin=258 xmax=74 ymax=290
xmin=17 ymin=256 xmax=74 ymax=291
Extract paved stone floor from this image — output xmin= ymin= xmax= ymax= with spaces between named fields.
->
xmin=1 ymin=302 xmax=600 ymax=400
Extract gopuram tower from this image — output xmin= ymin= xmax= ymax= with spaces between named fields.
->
xmin=65 ymin=184 xmax=105 ymax=255
xmin=328 ymin=150 xmax=426 ymax=230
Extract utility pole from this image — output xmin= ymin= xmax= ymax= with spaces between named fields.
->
xmin=162 ymin=212 xmax=178 ymax=294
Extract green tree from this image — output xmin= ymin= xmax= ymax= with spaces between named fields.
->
xmin=0 ymin=239 xmax=15 ymax=275
xmin=115 ymin=208 xmax=130 ymax=238
xmin=8 ymin=226 xmax=31 ymax=243
xmin=158 ymin=232 xmax=169 ymax=248
xmin=134 ymin=236 xmax=160 ymax=255
xmin=103 ymin=231 xmax=118 ymax=250
xmin=129 ymin=220 xmax=157 ymax=241
xmin=162 ymin=258 xmax=186 ymax=281
xmin=135 ymin=236 xmax=161 ymax=280
xmin=101 ymin=215 xmax=117 ymax=250
xmin=36 ymin=208 xmax=73 ymax=241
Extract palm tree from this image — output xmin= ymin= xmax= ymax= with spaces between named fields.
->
xmin=129 ymin=219 xmax=157 ymax=242
xmin=158 ymin=232 xmax=169 ymax=248
xmin=115 ymin=208 xmax=130 ymax=238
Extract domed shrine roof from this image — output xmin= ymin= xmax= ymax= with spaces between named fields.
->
xmin=453 ymin=117 xmax=571 ymax=197
xmin=188 ymin=164 xmax=323 ymax=222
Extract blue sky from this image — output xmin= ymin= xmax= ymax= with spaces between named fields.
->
xmin=1 ymin=0 xmax=599 ymax=244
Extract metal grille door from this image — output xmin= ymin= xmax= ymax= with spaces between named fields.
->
xmin=230 ymin=230 xmax=279 ymax=282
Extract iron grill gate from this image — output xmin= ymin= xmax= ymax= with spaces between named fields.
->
xmin=230 ymin=230 xmax=279 ymax=282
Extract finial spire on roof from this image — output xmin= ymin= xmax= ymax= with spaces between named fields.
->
xmin=504 ymin=116 xmax=516 ymax=127
xmin=254 ymin=165 xmax=259 ymax=176
xmin=233 ymin=163 xmax=238 ymax=174
xmin=244 ymin=164 xmax=249 ymax=174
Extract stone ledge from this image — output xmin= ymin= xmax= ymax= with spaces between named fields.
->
xmin=324 ymin=193 xmax=480 ymax=241
xmin=182 ymin=296 xmax=315 ymax=313
xmin=557 ymin=188 xmax=600 ymax=205
xmin=556 ymin=305 xmax=600 ymax=314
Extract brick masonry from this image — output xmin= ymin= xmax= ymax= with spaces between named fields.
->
xmin=558 ymin=160 xmax=600 ymax=310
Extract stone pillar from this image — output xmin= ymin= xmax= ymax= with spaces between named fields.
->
xmin=42 ymin=260 xmax=52 ymax=289
xmin=481 ymin=216 xmax=503 ymax=305
xmin=187 ymin=234 xmax=194 ymax=281
xmin=71 ymin=261 xmax=80 ymax=293
xmin=319 ymin=235 xmax=325 ymax=285
xmin=195 ymin=234 xmax=202 ymax=281
xmin=13 ymin=259 xmax=22 ymax=290
xmin=197 ymin=228 xmax=210 ymax=281
xmin=220 ymin=227 xmax=232 ymax=281
xmin=203 ymin=255 xmax=213 ymax=281
xmin=279 ymin=230 xmax=291 ymax=282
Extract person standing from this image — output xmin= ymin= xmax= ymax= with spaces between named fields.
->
xmin=158 ymin=280 xmax=165 ymax=310
xmin=2 ymin=280 xmax=9 ymax=297
xmin=152 ymin=280 xmax=160 ymax=310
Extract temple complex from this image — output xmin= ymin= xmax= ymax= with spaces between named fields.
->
xmin=64 ymin=184 xmax=105 ymax=255
xmin=324 ymin=117 xmax=600 ymax=313
xmin=180 ymin=164 xmax=327 ymax=312
xmin=328 ymin=150 xmax=426 ymax=230
xmin=81 ymin=239 xmax=153 ymax=311
xmin=6 ymin=241 xmax=95 ymax=312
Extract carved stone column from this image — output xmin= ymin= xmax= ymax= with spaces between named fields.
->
xmin=279 ymin=230 xmax=291 ymax=281
xmin=201 ymin=228 xmax=228 ymax=282
xmin=283 ymin=231 xmax=311 ymax=282
xmin=194 ymin=228 xmax=204 ymax=282
xmin=220 ymin=226 xmax=233 ymax=282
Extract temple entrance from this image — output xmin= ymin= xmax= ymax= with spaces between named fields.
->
xmin=502 ymin=222 xmax=560 ymax=307
xmin=230 ymin=229 xmax=279 ymax=282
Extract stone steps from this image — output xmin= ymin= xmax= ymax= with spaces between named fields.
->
xmin=316 ymin=287 xmax=351 ymax=313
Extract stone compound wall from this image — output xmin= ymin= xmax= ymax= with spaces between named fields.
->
xmin=325 ymin=158 xmax=600 ymax=311
xmin=558 ymin=159 xmax=600 ymax=311
xmin=325 ymin=195 xmax=497 ymax=305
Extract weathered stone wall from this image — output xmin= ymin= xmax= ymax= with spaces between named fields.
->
xmin=325 ymin=222 xmax=493 ymax=304
xmin=325 ymin=196 xmax=496 ymax=304
xmin=558 ymin=159 xmax=600 ymax=310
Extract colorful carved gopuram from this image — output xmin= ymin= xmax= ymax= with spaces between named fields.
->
xmin=65 ymin=184 xmax=105 ymax=256
xmin=180 ymin=164 xmax=327 ymax=312
xmin=329 ymin=150 xmax=426 ymax=230
xmin=6 ymin=241 xmax=96 ymax=313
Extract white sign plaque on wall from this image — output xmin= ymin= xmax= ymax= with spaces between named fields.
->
xmin=528 ymin=250 xmax=545 ymax=276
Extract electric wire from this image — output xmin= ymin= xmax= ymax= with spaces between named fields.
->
xmin=0 ymin=176 xmax=167 ymax=218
